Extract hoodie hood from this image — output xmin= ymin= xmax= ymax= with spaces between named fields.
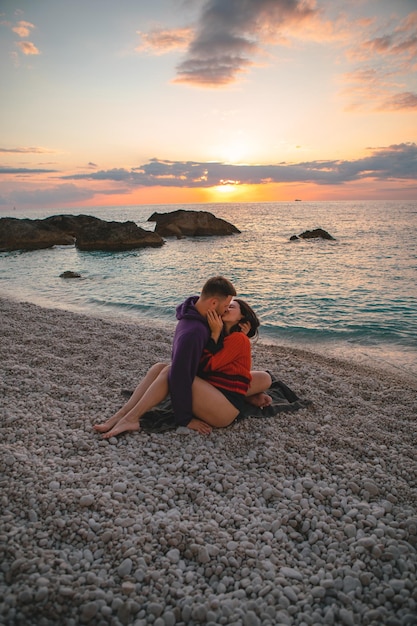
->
xmin=176 ymin=295 xmax=205 ymax=322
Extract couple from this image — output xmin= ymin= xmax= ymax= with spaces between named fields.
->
xmin=94 ymin=276 xmax=272 ymax=438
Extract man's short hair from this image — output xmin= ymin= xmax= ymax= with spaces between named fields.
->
xmin=201 ymin=276 xmax=236 ymax=299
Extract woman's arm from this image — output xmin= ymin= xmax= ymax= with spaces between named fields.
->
xmin=203 ymin=332 xmax=251 ymax=372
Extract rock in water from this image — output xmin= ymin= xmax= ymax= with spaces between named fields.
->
xmin=148 ymin=209 xmax=240 ymax=238
xmin=298 ymin=228 xmax=335 ymax=240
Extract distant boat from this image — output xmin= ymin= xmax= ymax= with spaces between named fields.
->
xmin=294 ymin=199 xmax=302 ymax=201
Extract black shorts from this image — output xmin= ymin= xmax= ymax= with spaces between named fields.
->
xmin=218 ymin=388 xmax=246 ymax=414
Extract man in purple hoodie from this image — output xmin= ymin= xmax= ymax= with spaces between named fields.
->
xmin=169 ymin=276 xmax=236 ymax=428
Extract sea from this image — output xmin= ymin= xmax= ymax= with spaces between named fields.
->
xmin=1 ymin=201 xmax=417 ymax=381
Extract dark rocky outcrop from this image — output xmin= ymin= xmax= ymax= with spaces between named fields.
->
xmin=0 ymin=214 xmax=164 ymax=252
xmin=75 ymin=220 xmax=163 ymax=251
xmin=148 ymin=209 xmax=240 ymax=238
xmin=290 ymin=228 xmax=335 ymax=241
xmin=0 ymin=217 xmax=75 ymax=251
xmin=44 ymin=214 xmax=104 ymax=237
xmin=59 ymin=271 xmax=82 ymax=279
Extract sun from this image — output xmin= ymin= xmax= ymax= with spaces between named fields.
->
xmin=215 ymin=183 xmax=237 ymax=194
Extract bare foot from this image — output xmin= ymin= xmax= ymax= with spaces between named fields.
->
xmin=102 ymin=415 xmax=140 ymax=439
xmin=93 ymin=413 xmax=121 ymax=433
xmin=245 ymin=392 xmax=273 ymax=408
xmin=187 ymin=418 xmax=212 ymax=435
xmin=93 ymin=412 xmax=123 ymax=433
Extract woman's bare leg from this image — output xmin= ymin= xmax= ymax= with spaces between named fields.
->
xmin=101 ymin=366 xmax=170 ymax=438
xmin=94 ymin=362 xmax=168 ymax=433
xmin=190 ymin=377 xmax=240 ymax=429
xmin=245 ymin=371 xmax=272 ymax=407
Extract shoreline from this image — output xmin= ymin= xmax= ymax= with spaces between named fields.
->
xmin=3 ymin=287 xmax=416 ymax=387
xmin=1 ymin=296 xmax=416 ymax=625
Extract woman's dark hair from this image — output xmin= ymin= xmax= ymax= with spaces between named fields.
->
xmin=229 ymin=298 xmax=260 ymax=339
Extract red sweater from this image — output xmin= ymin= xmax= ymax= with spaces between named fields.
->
xmin=199 ymin=332 xmax=252 ymax=395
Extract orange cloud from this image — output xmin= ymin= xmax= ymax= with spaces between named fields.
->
xmin=379 ymin=91 xmax=417 ymax=111
xmin=136 ymin=27 xmax=193 ymax=55
xmin=16 ymin=41 xmax=40 ymax=56
xmin=12 ymin=20 xmax=35 ymax=38
xmin=340 ymin=10 xmax=417 ymax=112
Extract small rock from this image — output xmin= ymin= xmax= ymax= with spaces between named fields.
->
xmin=81 ymin=601 xmax=98 ymax=622
xmin=280 ymin=567 xmax=304 ymax=581
xmin=117 ymin=558 xmax=133 ymax=577
xmin=166 ymin=549 xmax=180 ymax=563
xmin=80 ymin=495 xmax=95 ymax=507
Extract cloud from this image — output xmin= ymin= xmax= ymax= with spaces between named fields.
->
xmin=343 ymin=10 xmax=417 ymax=111
xmin=0 ymin=166 xmax=57 ymax=175
xmin=1 ymin=17 xmax=40 ymax=58
xmin=173 ymin=0 xmax=320 ymax=87
xmin=12 ymin=20 xmax=35 ymax=38
xmin=16 ymin=41 xmax=40 ymax=55
xmin=135 ymin=0 xmax=330 ymax=87
xmin=0 ymin=146 xmax=57 ymax=154
xmin=61 ymin=143 xmax=417 ymax=188
xmin=0 ymin=184 xmax=95 ymax=207
xmin=379 ymin=91 xmax=417 ymax=111
xmin=136 ymin=27 xmax=193 ymax=55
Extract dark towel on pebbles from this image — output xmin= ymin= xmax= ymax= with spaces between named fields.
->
xmin=122 ymin=374 xmax=311 ymax=434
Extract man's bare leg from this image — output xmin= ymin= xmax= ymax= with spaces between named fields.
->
xmin=94 ymin=362 xmax=168 ymax=433
xmin=102 ymin=366 xmax=170 ymax=438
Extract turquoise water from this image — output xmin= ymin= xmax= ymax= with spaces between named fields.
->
xmin=1 ymin=201 xmax=416 ymax=378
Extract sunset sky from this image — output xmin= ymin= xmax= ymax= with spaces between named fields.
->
xmin=1 ymin=0 xmax=416 ymax=210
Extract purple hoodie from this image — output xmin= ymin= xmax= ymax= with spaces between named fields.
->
xmin=168 ymin=296 xmax=210 ymax=426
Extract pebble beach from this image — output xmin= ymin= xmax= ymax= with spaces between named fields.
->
xmin=1 ymin=296 xmax=416 ymax=626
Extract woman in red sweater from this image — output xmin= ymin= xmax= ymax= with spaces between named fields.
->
xmin=196 ymin=298 xmax=272 ymax=429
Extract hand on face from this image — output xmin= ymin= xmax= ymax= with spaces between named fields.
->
xmin=207 ymin=309 xmax=224 ymax=336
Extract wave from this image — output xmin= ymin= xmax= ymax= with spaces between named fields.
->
xmin=260 ymin=322 xmax=417 ymax=348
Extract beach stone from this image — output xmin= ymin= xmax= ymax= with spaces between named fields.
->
xmin=81 ymin=601 xmax=99 ymax=622
xmin=191 ymin=605 xmax=207 ymax=622
xmin=166 ymin=549 xmax=180 ymax=563
xmin=114 ymin=482 xmax=128 ymax=493
xmin=197 ymin=547 xmax=210 ymax=564
xmin=280 ymin=567 xmax=303 ymax=581
xmin=161 ymin=611 xmax=176 ymax=626
xmin=80 ymin=495 xmax=95 ymax=507
xmin=148 ymin=602 xmax=164 ymax=617
xmin=343 ymin=575 xmax=361 ymax=594
xmin=363 ymin=480 xmax=379 ymax=496
xmin=344 ymin=524 xmax=356 ymax=538
xmin=284 ymin=586 xmax=298 ymax=603
xmin=118 ymin=558 xmax=133 ymax=577
xmin=243 ymin=611 xmax=261 ymax=626
xmin=339 ymin=608 xmax=355 ymax=626
xmin=35 ymin=587 xmax=48 ymax=601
